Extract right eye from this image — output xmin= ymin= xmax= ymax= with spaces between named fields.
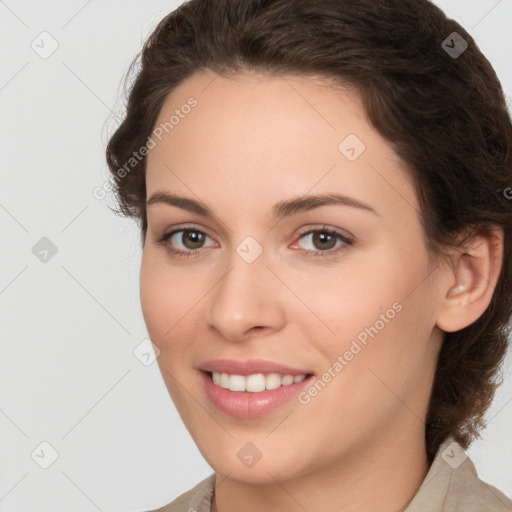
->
xmin=156 ymin=226 xmax=217 ymax=258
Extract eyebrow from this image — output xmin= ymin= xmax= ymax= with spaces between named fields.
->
xmin=146 ymin=191 xmax=379 ymax=219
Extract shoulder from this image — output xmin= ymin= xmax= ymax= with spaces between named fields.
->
xmin=406 ymin=436 xmax=512 ymax=512
xmin=144 ymin=473 xmax=216 ymax=512
xmin=447 ymin=454 xmax=511 ymax=511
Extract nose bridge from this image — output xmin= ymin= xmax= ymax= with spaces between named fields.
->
xmin=206 ymin=239 xmax=285 ymax=340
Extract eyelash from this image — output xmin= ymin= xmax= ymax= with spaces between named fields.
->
xmin=155 ymin=224 xmax=353 ymax=259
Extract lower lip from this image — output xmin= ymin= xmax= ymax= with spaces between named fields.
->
xmin=200 ymin=371 xmax=314 ymax=418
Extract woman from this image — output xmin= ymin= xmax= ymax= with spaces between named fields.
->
xmin=106 ymin=0 xmax=512 ymax=510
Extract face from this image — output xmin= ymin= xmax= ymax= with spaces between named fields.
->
xmin=140 ymin=70 xmax=445 ymax=483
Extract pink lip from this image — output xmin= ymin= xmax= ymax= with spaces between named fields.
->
xmin=198 ymin=359 xmax=315 ymax=418
xmin=200 ymin=372 xmax=314 ymax=418
xmin=198 ymin=358 xmax=313 ymax=376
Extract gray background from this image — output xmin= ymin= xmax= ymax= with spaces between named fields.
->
xmin=1 ymin=1 xmax=511 ymax=510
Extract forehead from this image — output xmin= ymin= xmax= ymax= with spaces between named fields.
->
xmin=148 ymin=70 xmax=366 ymax=164
xmin=145 ymin=70 xmax=418 ymax=220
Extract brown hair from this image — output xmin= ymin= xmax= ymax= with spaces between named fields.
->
xmin=105 ymin=0 xmax=512 ymax=463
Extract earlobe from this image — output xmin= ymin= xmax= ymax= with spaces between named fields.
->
xmin=436 ymin=227 xmax=504 ymax=333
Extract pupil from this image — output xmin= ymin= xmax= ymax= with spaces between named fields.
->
xmin=314 ymin=232 xmax=335 ymax=250
xmin=184 ymin=230 xmax=204 ymax=249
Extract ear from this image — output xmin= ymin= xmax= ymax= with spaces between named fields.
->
xmin=436 ymin=225 xmax=504 ymax=333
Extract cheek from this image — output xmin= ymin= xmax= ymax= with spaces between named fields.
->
xmin=296 ymin=244 xmax=435 ymax=373
xmin=276 ymin=251 xmax=406 ymax=342
xmin=139 ymin=251 xmax=190 ymax=344
xmin=140 ymin=252 xmax=198 ymax=402
xmin=139 ymin=254 xmax=165 ymax=337
xmin=325 ymin=277 xmax=438 ymax=411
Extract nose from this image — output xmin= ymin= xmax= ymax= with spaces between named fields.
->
xmin=205 ymin=248 xmax=287 ymax=342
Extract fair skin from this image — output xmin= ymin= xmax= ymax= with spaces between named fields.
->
xmin=140 ymin=70 xmax=502 ymax=512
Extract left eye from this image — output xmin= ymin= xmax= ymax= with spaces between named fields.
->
xmin=293 ymin=229 xmax=351 ymax=254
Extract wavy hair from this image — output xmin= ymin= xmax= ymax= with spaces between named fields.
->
xmin=105 ymin=0 xmax=512 ymax=463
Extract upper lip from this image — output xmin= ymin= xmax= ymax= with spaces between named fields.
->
xmin=198 ymin=359 xmax=314 ymax=376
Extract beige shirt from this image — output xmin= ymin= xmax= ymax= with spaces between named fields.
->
xmin=147 ymin=436 xmax=512 ymax=511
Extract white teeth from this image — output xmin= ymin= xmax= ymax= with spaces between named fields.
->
xmin=220 ymin=373 xmax=230 ymax=388
xmin=282 ymin=375 xmax=294 ymax=386
xmin=211 ymin=371 xmax=308 ymax=392
xmin=266 ymin=373 xmax=282 ymax=390
xmin=228 ymin=374 xmax=245 ymax=392
xmin=246 ymin=373 xmax=266 ymax=392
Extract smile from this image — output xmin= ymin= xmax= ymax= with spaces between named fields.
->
xmin=211 ymin=371 xmax=307 ymax=392
xmin=201 ymin=370 xmax=314 ymax=418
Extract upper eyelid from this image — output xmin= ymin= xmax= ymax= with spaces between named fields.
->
xmin=162 ymin=224 xmax=353 ymax=247
xmin=165 ymin=224 xmax=217 ymax=242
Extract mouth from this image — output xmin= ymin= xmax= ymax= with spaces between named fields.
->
xmin=200 ymin=369 xmax=315 ymax=418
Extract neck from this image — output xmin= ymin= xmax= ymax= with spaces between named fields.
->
xmin=212 ymin=424 xmax=429 ymax=512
